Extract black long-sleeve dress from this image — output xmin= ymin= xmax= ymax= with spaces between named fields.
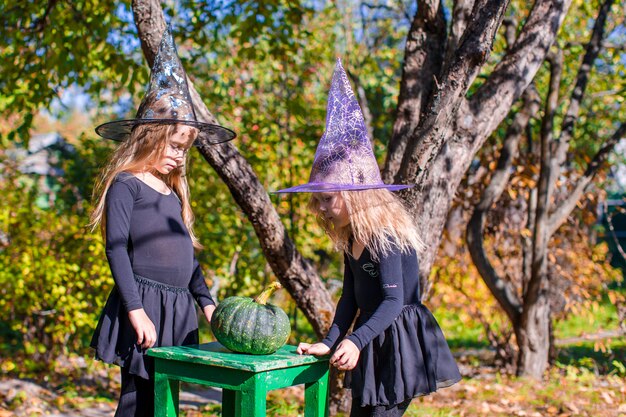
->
xmin=322 ymin=243 xmax=461 ymax=407
xmin=90 ymin=172 xmax=215 ymax=379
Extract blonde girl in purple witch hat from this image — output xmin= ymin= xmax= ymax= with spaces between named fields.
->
xmin=89 ymin=27 xmax=235 ymax=417
xmin=276 ymin=59 xmax=461 ymax=417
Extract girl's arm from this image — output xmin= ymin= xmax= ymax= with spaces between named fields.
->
xmin=321 ymin=254 xmax=358 ymax=350
xmin=105 ymin=178 xmax=142 ymax=312
xmin=189 ymin=258 xmax=216 ymax=320
xmin=346 ymin=247 xmax=404 ymax=350
xmin=106 ymin=177 xmax=157 ymax=348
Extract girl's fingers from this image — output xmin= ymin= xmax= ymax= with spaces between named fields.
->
xmin=147 ymin=327 xmax=157 ymax=348
xmin=330 ymin=350 xmax=346 ymax=366
xmin=298 ymin=342 xmax=330 ymax=356
xmin=337 ymin=355 xmax=350 ymax=367
xmin=309 ymin=344 xmax=328 ymax=355
xmin=331 ymin=347 xmax=358 ymax=369
xmin=297 ymin=343 xmax=311 ymax=354
xmin=137 ymin=324 xmax=157 ymax=349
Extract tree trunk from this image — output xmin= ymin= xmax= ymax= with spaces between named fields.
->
xmin=516 ymin=293 xmax=551 ymax=378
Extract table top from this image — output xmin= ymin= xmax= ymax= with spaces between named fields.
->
xmin=148 ymin=342 xmax=329 ymax=372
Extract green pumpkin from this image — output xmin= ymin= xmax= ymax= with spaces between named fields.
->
xmin=211 ymin=282 xmax=291 ymax=355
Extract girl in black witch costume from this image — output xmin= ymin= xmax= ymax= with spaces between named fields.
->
xmin=276 ymin=59 xmax=461 ymax=417
xmin=89 ymin=27 xmax=235 ymax=417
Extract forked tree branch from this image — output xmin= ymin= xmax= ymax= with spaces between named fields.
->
xmin=396 ymin=0 xmax=510 ymax=188
xmin=383 ymin=0 xmax=446 ymax=182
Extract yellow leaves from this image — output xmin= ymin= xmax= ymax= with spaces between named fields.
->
xmin=1 ymin=361 xmax=16 ymax=373
xmin=594 ymin=339 xmax=610 ymax=353
xmin=607 ymin=291 xmax=625 ymax=306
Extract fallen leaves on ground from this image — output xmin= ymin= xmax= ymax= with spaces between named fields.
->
xmin=0 ymin=359 xmax=624 ymax=417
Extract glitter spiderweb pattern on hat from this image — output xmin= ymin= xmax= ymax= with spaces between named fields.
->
xmin=309 ymin=59 xmax=383 ymax=187
xmin=273 ymin=58 xmax=412 ymax=193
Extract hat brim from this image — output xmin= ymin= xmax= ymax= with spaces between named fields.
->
xmin=273 ymin=182 xmax=413 ymax=194
xmin=95 ymin=119 xmax=236 ymax=145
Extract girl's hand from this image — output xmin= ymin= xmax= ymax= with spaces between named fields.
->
xmin=128 ymin=308 xmax=157 ymax=349
xmin=203 ymin=304 xmax=216 ymax=323
xmin=297 ymin=342 xmax=331 ymax=356
xmin=330 ymin=339 xmax=360 ymax=371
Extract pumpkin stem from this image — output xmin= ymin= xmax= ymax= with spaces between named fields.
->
xmin=254 ymin=282 xmax=283 ymax=305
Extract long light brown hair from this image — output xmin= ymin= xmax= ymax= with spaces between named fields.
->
xmin=308 ymin=188 xmax=424 ymax=259
xmin=89 ymin=123 xmax=202 ymax=249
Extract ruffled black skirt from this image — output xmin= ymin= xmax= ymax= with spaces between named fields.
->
xmin=347 ymin=304 xmax=461 ymax=407
xmin=90 ymin=275 xmax=199 ymax=380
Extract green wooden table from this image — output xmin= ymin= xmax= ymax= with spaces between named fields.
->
xmin=147 ymin=342 xmax=329 ymax=417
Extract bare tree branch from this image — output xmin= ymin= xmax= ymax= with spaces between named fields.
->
xmin=554 ymin=0 xmax=615 ymax=167
xmin=565 ymin=41 xmax=626 ymax=51
xmin=382 ymin=0 xmax=446 ymax=182
xmin=544 ymin=0 xmax=616 ymax=237
xmin=131 ymin=0 xmax=335 ymax=338
xmin=396 ymin=0 xmax=510 ymax=188
xmin=526 ymin=49 xmax=563 ymax=307
xmin=590 ymin=88 xmax=626 ymax=99
xmin=542 ymin=49 xmax=564 ymax=204
xmin=522 ymin=119 xmax=539 ymax=294
xmin=396 ymin=0 xmax=572 ymax=294
xmin=603 ymin=200 xmax=626 ymax=261
xmin=466 ymin=0 xmax=573 ymax=149
xmin=467 ymin=87 xmax=540 ymax=326
xmin=548 ymin=123 xmax=626 ymax=236
xmin=502 ymin=16 xmax=518 ymax=50
xmin=31 ymin=0 xmax=59 ymax=33
xmin=445 ymin=0 xmax=476 ymax=66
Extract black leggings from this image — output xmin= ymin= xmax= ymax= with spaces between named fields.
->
xmin=350 ymin=398 xmax=412 ymax=417
xmin=114 ymin=367 xmax=154 ymax=417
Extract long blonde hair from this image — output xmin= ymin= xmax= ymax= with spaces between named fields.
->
xmin=309 ymin=189 xmax=424 ymax=259
xmin=89 ymin=123 xmax=203 ymax=249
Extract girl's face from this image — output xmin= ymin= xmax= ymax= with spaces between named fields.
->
xmin=314 ymin=192 xmax=350 ymax=229
xmin=152 ymin=124 xmax=198 ymax=175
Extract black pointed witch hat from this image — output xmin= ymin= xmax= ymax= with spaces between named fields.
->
xmin=95 ymin=26 xmax=235 ymax=145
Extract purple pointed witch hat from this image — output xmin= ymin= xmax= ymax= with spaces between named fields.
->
xmin=95 ymin=26 xmax=235 ymax=145
xmin=275 ymin=59 xmax=412 ymax=193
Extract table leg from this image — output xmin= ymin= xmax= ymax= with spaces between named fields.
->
xmin=154 ymin=371 xmax=179 ymax=417
xmin=222 ymin=389 xmax=240 ymax=417
xmin=304 ymin=367 xmax=329 ymax=417
xmin=240 ymin=374 xmax=267 ymax=417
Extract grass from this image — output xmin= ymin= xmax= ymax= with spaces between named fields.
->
xmin=432 ymin=297 xmax=621 ymax=351
xmin=431 ymin=309 xmax=490 ymax=350
xmin=553 ymin=299 xmax=620 ymax=340
xmin=557 ymin=339 xmax=626 ymax=376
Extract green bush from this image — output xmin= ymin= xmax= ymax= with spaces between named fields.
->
xmin=0 ymin=157 xmax=112 ymax=373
